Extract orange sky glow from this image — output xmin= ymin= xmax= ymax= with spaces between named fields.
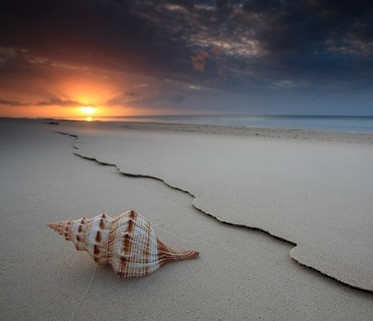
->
xmin=0 ymin=48 xmax=222 ymax=119
xmin=0 ymin=72 xmax=160 ymax=119
xmin=0 ymin=101 xmax=135 ymax=120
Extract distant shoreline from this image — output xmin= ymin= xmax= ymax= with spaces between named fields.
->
xmin=119 ymin=121 xmax=373 ymax=144
xmin=2 ymin=117 xmax=373 ymax=144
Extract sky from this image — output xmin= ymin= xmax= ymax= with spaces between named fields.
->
xmin=1 ymin=0 xmax=373 ymax=118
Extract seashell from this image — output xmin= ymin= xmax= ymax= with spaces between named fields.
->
xmin=48 ymin=210 xmax=199 ymax=279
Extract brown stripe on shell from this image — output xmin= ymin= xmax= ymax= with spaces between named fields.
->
xmin=63 ymin=221 xmax=72 ymax=241
xmin=126 ymin=210 xmax=137 ymax=277
xmin=127 ymin=219 xmax=134 ymax=234
xmin=123 ymin=234 xmax=131 ymax=253
xmin=94 ymin=244 xmax=100 ymax=255
xmin=144 ymin=221 xmax=151 ymax=274
xmin=99 ymin=218 xmax=105 ymax=229
xmin=107 ymin=220 xmax=119 ymax=259
xmin=95 ymin=231 xmax=102 ymax=243
xmin=129 ymin=210 xmax=136 ymax=220
xmin=119 ymin=257 xmax=128 ymax=278
xmin=121 ymin=234 xmax=132 ymax=278
xmin=78 ymin=225 xmax=82 ymax=233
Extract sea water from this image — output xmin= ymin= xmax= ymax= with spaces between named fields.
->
xmin=95 ymin=115 xmax=373 ymax=133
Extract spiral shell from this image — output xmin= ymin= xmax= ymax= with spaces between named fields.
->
xmin=48 ymin=210 xmax=199 ymax=279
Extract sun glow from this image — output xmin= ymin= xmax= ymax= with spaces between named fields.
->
xmin=79 ymin=106 xmax=97 ymax=115
xmin=78 ymin=106 xmax=98 ymax=121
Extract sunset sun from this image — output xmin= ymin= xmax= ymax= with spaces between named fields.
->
xmin=79 ymin=106 xmax=97 ymax=121
xmin=79 ymin=106 xmax=97 ymax=115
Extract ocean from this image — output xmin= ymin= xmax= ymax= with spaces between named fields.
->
xmin=93 ymin=115 xmax=373 ymax=133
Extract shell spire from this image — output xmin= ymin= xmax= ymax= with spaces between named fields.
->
xmin=47 ymin=220 xmax=73 ymax=240
xmin=47 ymin=223 xmax=59 ymax=233
xmin=47 ymin=210 xmax=199 ymax=279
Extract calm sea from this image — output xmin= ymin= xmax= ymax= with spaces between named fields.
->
xmin=94 ymin=115 xmax=373 ymax=133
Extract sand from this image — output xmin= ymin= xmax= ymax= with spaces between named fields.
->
xmin=61 ymin=120 xmax=373 ymax=291
xmin=0 ymin=119 xmax=373 ymax=321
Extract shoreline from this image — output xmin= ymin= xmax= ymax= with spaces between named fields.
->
xmin=2 ymin=117 xmax=373 ymax=144
xmin=119 ymin=121 xmax=373 ymax=144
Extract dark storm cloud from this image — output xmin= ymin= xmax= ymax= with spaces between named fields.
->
xmin=1 ymin=0 xmax=373 ymax=113
xmin=238 ymin=0 xmax=373 ymax=54
xmin=1 ymin=1 xmax=373 ymax=79
xmin=0 ymin=0 xmax=194 ymax=77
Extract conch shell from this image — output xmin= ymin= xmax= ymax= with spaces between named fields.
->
xmin=48 ymin=210 xmax=199 ymax=279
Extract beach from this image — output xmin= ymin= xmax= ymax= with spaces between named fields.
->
xmin=1 ymin=118 xmax=373 ymax=321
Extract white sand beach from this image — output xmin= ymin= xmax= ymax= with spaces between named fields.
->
xmin=1 ymin=119 xmax=373 ymax=321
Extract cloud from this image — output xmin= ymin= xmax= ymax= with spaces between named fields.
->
xmin=0 ymin=46 xmax=17 ymax=64
xmin=0 ymin=98 xmax=24 ymax=106
xmin=271 ymin=80 xmax=297 ymax=89
xmin=35 ymin=97 xmax=82 ymax=107
xmin=1 ymin=0 xmax=373 ymax=115
xmin=239 ymin=0 xmax=373 ymax=56
xmin=189 ymin=84 xmax=201 ymax=90
xmin=191 ymin=51 xmax=209 ymax=72
xmin=0 ymin=96 xmax=82 ymax=107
